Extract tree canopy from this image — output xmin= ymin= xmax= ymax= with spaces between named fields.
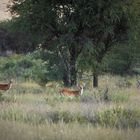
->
xmin=8 ymin=0 xmax=140 ymax=86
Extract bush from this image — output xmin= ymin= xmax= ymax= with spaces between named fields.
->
xmin=47 ymin=111 xmax=88 ymax=124
xmin=95 ymin=107 xmax=140 ymax=129
xmin=116 ymin=78 xmax=132 ymax=88
xmin=0 ymin=53 xmax=49 ymax=84
xmin=103 ymin=45 xmax=138 ymax=75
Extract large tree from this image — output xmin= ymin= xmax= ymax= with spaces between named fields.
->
xmin=9 ymin=0 xmax=139 ymax=86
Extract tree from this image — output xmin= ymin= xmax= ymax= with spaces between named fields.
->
xmin=9 ymin=0 xmax=140 ymax=87
xmin=103 ymin=44 xmax=139 ymax=75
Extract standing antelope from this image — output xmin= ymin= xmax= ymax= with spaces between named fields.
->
xmin=59 ymin=84 xmax=84 ymax=98
xmin=0 ymin=79 xmax=13 ymax=91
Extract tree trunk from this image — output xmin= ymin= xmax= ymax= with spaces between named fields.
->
xmin=69 ymin=47 xmax=77 ymax=86
xmin=93 ymin=73 xmax=98 ymax=88
xmin=70 ymin=60 xmax=77 ymax=86
xmin=62 ymin=72 xmax=71 ymax=87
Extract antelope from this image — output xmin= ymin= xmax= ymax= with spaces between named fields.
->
xmin=0 ymin=79 xmax=13 ymax=91
xmin=59 ymin=84 xmax=84 ymax=98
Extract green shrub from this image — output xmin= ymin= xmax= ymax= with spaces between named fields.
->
xmin=47 ymin=111 xmax=88 ymax=124
xmin=0 ymin=54 xmax=49 ymax=83
xmin=17 ymin=58 xmax=34 ymax=68
xmin=95 ymin=107 xmax=140 ymax=129
xmin=103 ymin=45 xmax=137 ymax=75
xmin=116 ymin=78 xmax=132 ymax=88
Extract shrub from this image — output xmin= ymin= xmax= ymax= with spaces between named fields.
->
xmin=116 ymin=78 xmax=132 ymax=88
xmin=0 ymin=54 xmax=48 ymax=84
xmin=47 ymin=111 xmax=88 ymax=124
xmin=95 ymin=107 xmax=140 ymax=129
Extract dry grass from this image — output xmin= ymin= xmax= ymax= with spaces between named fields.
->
xmin=0 ymin=75 xmax=140 ymax=139
xmin=0 ymin=120 xmax=140 ymax=140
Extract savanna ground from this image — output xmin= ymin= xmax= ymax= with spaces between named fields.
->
xmin=0 ymin=75 xmax=140 ymax=140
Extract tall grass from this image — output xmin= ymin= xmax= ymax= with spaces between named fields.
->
xmin=0 ymin=120 xmax=140 ymax=140
xmin=0 ymin=75 xmax=140 ymax=139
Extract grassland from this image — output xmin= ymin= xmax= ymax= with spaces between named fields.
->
xmin=0 ymin=75 xmax=140 ymax=140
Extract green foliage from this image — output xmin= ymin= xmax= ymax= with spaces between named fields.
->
xmin=0 ymin=54 xmax=48 ymax=84
xmin=0 ymin=50 xmax=66 ymax=85
xmin=0 ymin=20 xmax=38 ymax=53
xmin=8 ymin=0 xmax=140 ymax=86
xmin=31 ymin=49 xmax=64 ymax=84
xmin=0 ymin=20 xmax=15 ymax=31
xmin=103 ymin=44 xmax=139 ymax=75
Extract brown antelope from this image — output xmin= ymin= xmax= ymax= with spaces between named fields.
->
xmin=59 ymin=84 xmax=84 ymax=98
xmin=0 ymin=79 xmax=13 ymax=91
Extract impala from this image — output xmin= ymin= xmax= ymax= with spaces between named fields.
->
xmin=0 ymin=79 xmax=13 ymax=91
xmin=59 ymin=84 xmax=84 ymax=97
